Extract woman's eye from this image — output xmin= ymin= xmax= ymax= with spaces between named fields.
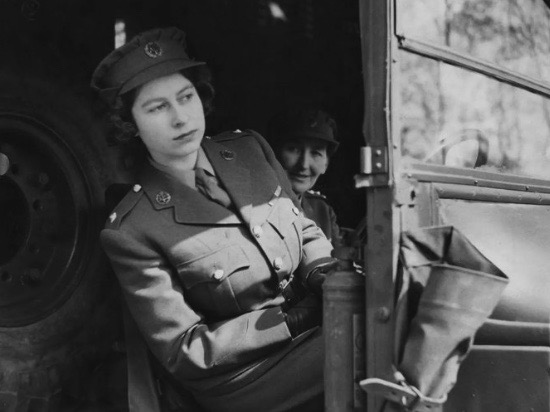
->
xmin=148 ymin=102 xmax=168 ymax=113
xmin=178 ymin=92 xmax=194 ymax=103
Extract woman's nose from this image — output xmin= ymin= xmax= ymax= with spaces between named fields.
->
xmin=299 ymin=152 xmax=311 ymax=169
xmin=171 ymin=106 xmax=188 ymax=128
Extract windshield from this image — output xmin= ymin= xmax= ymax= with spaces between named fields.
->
xmin=397 ymin=0 xmax=550 ymax=83
xmin=396 ymin=0 xmax=550 ymax=179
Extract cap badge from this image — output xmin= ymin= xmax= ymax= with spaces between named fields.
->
xmin=155 ymin=191 xmax=171 ymax=205
xmin=144 ymin=42 xmax=163 ymax=58
xmin=220 ymin=150 xmax=235 ymax=161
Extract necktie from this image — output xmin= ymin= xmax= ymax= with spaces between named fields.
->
xmin=195 ymin=167 xmax=233 ymax=208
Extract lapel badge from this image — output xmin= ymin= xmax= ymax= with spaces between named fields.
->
xmin=144 ymin=42 xmax=163 ymax=58
xmin=220 ymin=149 xmax=235 ymax=161
xmin=155 ymin=191 xmax=171 ymax=205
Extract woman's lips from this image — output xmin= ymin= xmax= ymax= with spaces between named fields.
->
xmin=290 ymin=174 xmax=310 ymax=181
xmin=173 ymin=130 xmax=195 ymax=140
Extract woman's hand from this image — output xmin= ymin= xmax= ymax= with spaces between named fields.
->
xmin=283 ymin=306 xmax=322 ymax=338
xmin=305 ymin=259 xmax=340 ymax=297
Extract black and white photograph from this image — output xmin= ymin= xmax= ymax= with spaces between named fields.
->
xmin=0 ymin=1 xmax=548 ymax=411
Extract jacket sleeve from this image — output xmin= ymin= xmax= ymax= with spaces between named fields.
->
xmin=247 ymin=130 xmax=336 ymax=280
xmin=101 ymin=228 xmax=292 ymax=382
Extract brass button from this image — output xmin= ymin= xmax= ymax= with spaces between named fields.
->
xmin=273 ymin=257 xmax=283 ymax=270
xmin=213 ymin=269 xmax=224 ymax=280
xmin=109 ymin=212 xmax=117 ymax=223
xmin=252 ymin=225 xmax=263 ymax=238
xmin=133 ymin=184 xmax=142 ymax=192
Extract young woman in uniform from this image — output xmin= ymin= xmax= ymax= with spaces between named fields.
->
xmin=91 ymin=27 xmax=335 ymax=412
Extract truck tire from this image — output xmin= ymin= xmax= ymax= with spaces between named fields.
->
xmin=0 ymin=69 xmax=125 ymax=411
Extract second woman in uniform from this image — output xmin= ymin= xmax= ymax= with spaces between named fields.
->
xmin=268 ymin=106 xmax=342 ymax=246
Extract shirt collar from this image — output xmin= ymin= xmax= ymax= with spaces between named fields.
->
xmin=195 ymin=146 xmax=216 ymax=176
xmin=147 ymin=146 xmax=216 ymax=189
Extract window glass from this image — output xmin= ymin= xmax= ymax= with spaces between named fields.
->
xmin=396 ymin=0 xmax=550 ymax=83
xmin=399 ymin=51 xmax=550 ymax=179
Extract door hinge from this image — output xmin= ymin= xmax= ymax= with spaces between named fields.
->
xmin=360 ymin=146 xmax=388 ymax=174
xmin=355 ymin=146 xmax=389 ymax=188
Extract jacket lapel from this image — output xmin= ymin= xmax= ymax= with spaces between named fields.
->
xmin=202 ymin=138 xmax=280 ymax=228
xmin=203 ymin=138 xmax=254 ymax=224
xmin=139 ymin=163 xmax=241 ymax=225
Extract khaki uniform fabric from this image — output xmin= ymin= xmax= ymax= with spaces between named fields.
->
xmin=101 ymin=130 xmax=333 ymax=411
xmin=301 ymin=191 xmax=340 ymax=247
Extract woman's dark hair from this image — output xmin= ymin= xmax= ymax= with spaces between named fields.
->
xmin=109 ymin=65 xmax=215 ymax=141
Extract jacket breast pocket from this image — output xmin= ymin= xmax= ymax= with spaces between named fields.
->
xmin=177 ymin=243 xmax=250 ymax=318
xmin=266 ymin=198 xmax=302 ymax=269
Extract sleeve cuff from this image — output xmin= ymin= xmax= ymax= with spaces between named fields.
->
xmin=298 ymin=256 xmax=338 ymax=284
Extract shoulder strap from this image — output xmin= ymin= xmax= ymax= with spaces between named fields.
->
xmin=105 ymin=184 xmax=144 ymax=230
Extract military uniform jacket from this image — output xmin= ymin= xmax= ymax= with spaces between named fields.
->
xmin=301 ymin=191 xmax=340 ymax=247
xmin=101 ymin=130 xmax=333 ymax=387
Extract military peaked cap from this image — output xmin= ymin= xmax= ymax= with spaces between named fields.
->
xmin=91 ymin=27 xmax=205 ymax=104
xmin=269 ymin=106 xmax=339 ymax=154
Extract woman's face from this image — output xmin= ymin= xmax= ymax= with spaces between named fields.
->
xmin=278 ymin=138 xmax=329 ymax=195
xmin=131 ymin=72 xmax=205 ymax=167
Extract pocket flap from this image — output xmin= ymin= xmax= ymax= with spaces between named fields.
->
xmin=267 ymin=197 xmax=299 ymax=237
xmin=177 ymin=244 xmax=250 ymax=288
